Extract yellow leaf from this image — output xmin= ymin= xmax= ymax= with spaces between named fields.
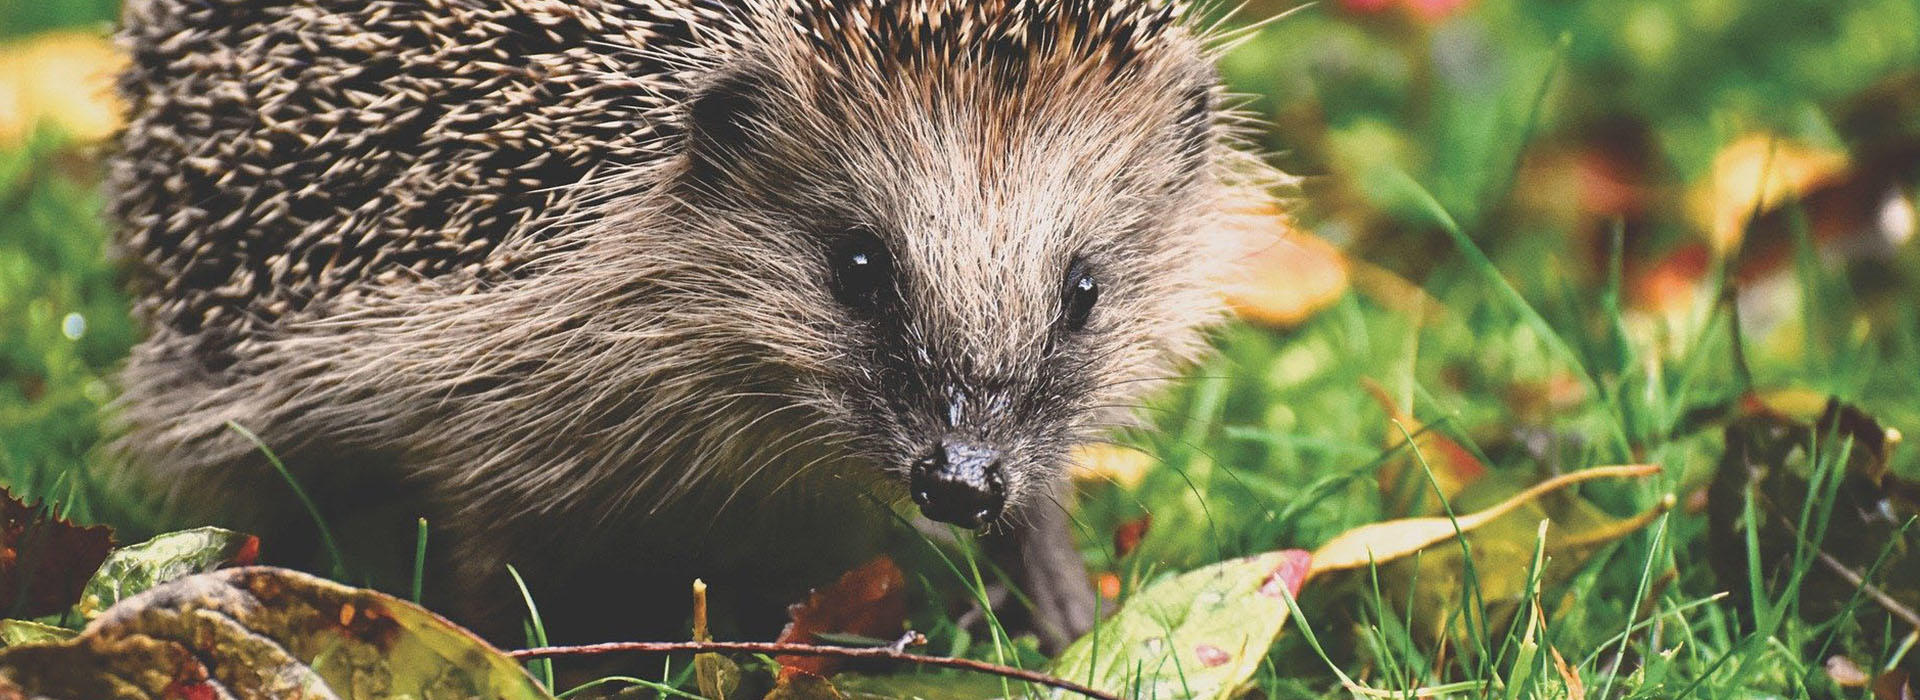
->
xmin=0 ymin=31 xmax=125 ymax=147
xmin=1687 ymin=133 xmax=1848 ymax=254
xmin=1068 ymin=443 xmax=1155 ymax=488
xmin=1308 ymin=464 xmax=1663 ymax=576
xmin=1223 ymin=211 xmax=1350 ymax=328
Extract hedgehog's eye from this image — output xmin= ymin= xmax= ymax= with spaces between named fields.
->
xmin=1062 ymin=260 xmax=1099 ymax=332
xmin=829 ymin=229 xmax=895 ymax=314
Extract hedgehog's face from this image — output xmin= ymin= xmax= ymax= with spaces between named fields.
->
xmin=674 ymin=8 xmax=1235 ymax=529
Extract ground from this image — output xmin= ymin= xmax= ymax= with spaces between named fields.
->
xmin=3 ymin=0 xmax=1920 ymax=697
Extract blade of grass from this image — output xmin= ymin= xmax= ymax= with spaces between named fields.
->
xmin=508 ymin=564 xmax=555 ymax=690
xmin=1385 ymin=169 xmax=1634 ymax=461
xmin=412 ymin=517 xmax=428 ymax=604
xmin=1499 ymin=520 xmax=1551 ymax=700
xmin=225 ymin=420 xmax=346 ymax=581
xmin=559 ymin=677 xmax=703 ymax=700
xmin=1594 ymin=512 xmax=1669 ymax=699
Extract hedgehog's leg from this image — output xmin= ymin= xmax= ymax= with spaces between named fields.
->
xmin=431 ymin=516 xmax=533 ymax=646
xmin=987 ymin=478 xmax=1097 ymax=653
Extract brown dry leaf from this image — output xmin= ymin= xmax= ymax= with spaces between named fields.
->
xmin=1363 ymin=379 xmax=1487 ymax=516
xmin=1223 ymin=210 xmax=1350 ymax=328
xmin=1551 ymin=645 xmax=1586 ymax=700
xmin=0 ymin=488 xmax=113 ymax=619
xmin=1687 ymin=133 xmax=1848 ymax=253
xmin=1707 ymin=397 xmax=1920 ymax=677
xmin=1309 ymin=464 xmax=1663 ymax=576
xmin=0 ymin=566 xmax=552 ymax=699
xmin=0 ymin=31 xmax=124 ymax=147
xmin=1878 ymin=669 xmax=1916 ymax=700
xmin=775 ymin=556 xmax=907 ymax=680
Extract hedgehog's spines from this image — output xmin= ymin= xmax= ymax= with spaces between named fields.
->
xmin=113 ymin=0 xmax=1213 ymax=374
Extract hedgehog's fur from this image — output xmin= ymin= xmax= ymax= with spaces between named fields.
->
xmin=111 ymin=0 xmax=1277 ymax=643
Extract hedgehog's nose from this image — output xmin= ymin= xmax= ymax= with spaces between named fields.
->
xmin=911 ymin=440 xmax=1005 ymax=529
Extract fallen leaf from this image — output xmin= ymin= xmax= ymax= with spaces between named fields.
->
xmin=1046 ymin=549 xmax=1311 ymax=700
xmin=1878 ymin=668 xmax=1915 ymax=700
xmin=698 ymin=651 xmax=744 ymax=700
xmin=74 ymin=527 xmax=257 ymax=619
xmin=776 ymin=557 xmax=908 ymax=680
xmin=1113 ymin=516 xmax=1151 ymax=559
xmin=1707 ymin=398 xmax=1920 ymax=668
xmin=1069 ymin=443 xmax=1155 ymax=488
xmin=1551 ymin=645 xmax=1586 ymax=700
xmin=0 ymin=566 xmax=553 ymax=699
xmin=0 ymin=488 xmax=113 ymax=619
xmin=0 ymin=620 xmax=73 ymax=648
xmin=1322 ymin=465 xmax=1671 ymax=648
xmin=1629 ymin=243 xmax=1712 ymax=316
xmin=1687 ymin=133 xmax=1849 ymax=254
xmin=1312 ymin=464 xmax=1662 ymax=575
xmin=1363 ymin=379 xmax=1487 ymax=515
xmin=0 ymin=31 xmax=125 ymax=147
xmin=1224 ymin=211 xmax=1350 ymax=328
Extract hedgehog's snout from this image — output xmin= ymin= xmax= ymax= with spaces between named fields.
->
xmin=909 ymin=439 xmax=1006 ymax=529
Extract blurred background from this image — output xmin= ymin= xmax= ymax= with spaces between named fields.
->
xmin=4 ymin=0 xmax=1920 ymax=694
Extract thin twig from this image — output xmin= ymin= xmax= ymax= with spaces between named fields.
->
xmin=509 ymin=640 xmax=1118 ymax=700
xmin=1815 ymin=548 xmax=1920 ymax=630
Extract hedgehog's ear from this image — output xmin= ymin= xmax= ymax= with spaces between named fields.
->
xmin=685 ymin=71 xmax=769 ymax=181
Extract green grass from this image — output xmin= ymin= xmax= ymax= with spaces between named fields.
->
xmin=5 ymin=0 xmax=1920 ymax=697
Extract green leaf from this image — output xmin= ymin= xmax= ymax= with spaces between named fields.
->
xmin=0 ymin=566 xmax=555 ymax=699
xmin=0 ymin=619 xmax=74 ymax=647
xmin=73 ymin=526 xmax=257 ymax=619
xmin=696 ymin=652 xmax=743 ymax=700
xmin=1045 ymin=550 xmax=1311 ymax=700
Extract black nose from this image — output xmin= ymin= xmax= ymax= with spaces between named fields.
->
xmin=910 ymin=440 xmax=1005 ymax=529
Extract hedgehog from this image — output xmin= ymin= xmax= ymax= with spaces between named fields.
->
xmin=108 ymin=0 xmax=1279 ymax=648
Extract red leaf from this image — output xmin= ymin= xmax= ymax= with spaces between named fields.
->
xmin=774 ymin=556 xmax=907 ymax=680
xmin=1875 ymin=668 xmax=1914 ymax=700
xmin=0 ymin=487 xmax=113 ymax=618
xmin=231 ymin=536 xmax=260 ymax=567
xmin=1113 ymin=515 xmax=1151 ymax=559
xmin=1258 ymin=550 xmax=1312 ymax=599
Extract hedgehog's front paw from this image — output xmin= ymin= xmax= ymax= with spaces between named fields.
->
xmin=976 ymin=479 xmax=1097 ymax=654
